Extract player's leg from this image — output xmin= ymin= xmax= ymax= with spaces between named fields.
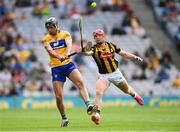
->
xmin=51 ymin=66 xmax=69 ymax=127
xmin=68 ymin=69 xmax=89 ymax=101
xmin=115 ymin=79 xmax=144 ymax=105
xmin=94 ymin=77 xmax=109 ymax=111
xmin=52 ymin=81 xmax=69 ymax=127
xmin=67 ymin=65 xmax=95 ymax=115
xmin=92 ymin=77 xmax=109 ymax=125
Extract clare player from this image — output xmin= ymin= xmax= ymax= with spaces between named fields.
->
xmin=43 ymin=17 xmax=95 ymax=127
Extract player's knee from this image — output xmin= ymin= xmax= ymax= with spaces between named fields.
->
xmin=96 ymin=89 xmax=103 ymax=97
xmin=55 ymin=93 xmax=63 ymax=100
xmin=75 ymin=79 xmax=84 ymax=89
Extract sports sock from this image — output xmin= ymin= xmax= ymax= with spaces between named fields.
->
xmin=62 ymin=114 xmax=67 ymax=120
xmin=97 ymin=110 xmax=101 ymax=114
xmin=85 ymin=101 xmax=91 ymax=107
xmin=131 ymin=93 xmax=136 ymax=98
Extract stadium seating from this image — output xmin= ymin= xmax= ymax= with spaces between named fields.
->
xmin=148 ymin=0 xmax=180 ymax=50
xmin=0 ymin=0 xmax=179 ymax=97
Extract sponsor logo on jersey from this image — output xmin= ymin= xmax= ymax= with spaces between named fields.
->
xmin=100 ymin=52 xmax=113 ymax=58
xmin=50 ymin=39 xmax=67 ymax=50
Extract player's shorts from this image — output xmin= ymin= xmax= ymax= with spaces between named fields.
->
xmin=99 ymin=69 xmax=125 ymax=86
xmin=51 ymin=62 xmax=76 ymax=82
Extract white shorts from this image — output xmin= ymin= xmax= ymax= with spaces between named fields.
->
xmin=99 ymin=69 xmax=125 ymax=86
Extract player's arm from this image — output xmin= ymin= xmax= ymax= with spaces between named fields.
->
xmin=67 ymin=46 xmax=93 ymax=57
xmin=81 ymin=50 xmax=94 ymax=56
xmin=118 ymin=50 xmax=143 ymax=62
xmin=65 ymin=32 xmax=72 ymax=55
xmin=111 ymin=42 xmax=143 ymax=61
xmin=79 ymin=41 xmax=94 ymax=56
xmin=43 ymin=41 xmax=66 ymax=61
xmin=65 ymin=38 xmax=72 ymax=55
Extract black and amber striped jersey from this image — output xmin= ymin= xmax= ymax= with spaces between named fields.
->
xmin=91 ymin=41 xmax=121 ymax=74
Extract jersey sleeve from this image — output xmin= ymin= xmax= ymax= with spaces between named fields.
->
xmin=42 ymin=35 xmax=48 ymax=47
xmin=64 ymin=31 xmax=72 ymax=41
xmin=111 ymin=42 xmax=121 ymax=53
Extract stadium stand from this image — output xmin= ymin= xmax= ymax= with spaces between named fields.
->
xmin=147 ymin=0 xmax=180 ymax=51
xmin=0 ymin=0 xmax=179 ymax=97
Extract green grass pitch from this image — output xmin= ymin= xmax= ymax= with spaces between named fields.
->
xmin=0 ymin=107 xmax=180 ymax=131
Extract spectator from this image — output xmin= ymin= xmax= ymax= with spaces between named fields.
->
xmin=120 ymin=0 xmax=131 ymax=11
xmin=68 ymin=4 xmax=80 ymax=17
xmin=101 ymin=0 xmax=113 ymax=12
xmin=30 ymin=63 xmax=48 ymax=80
xmin=121 ymin=11 xmax=132 ymax=27
xmin=39 ymin=81 xmax=52 ymax=92
xmin=0 ymin=84 xmax=9 ymax=96
xmin=58 ymin=0 xmax=74 ymax=19
xmin=158 ymin=0 xmax=166 ymax=8
xmin=8 ymin=83 xmax=18 ymax=96
xmin=0 ymin=34 xmax=11 ymax=51
xmin=0 ymin=0 xmax=6 ymax=16
xmin=26 ymin=79 xmax=39 ymax=92
xmin=145 ymin=43 xmax=157 ymax=58
xmin=172 ymin=75 xmax=180 ymax=88
xmin=32 ymin=0 xmax=42 ymax=18
xmin=148 ymin=54 xmax=160 ymax=71
xmin=28 ymin=49 xmax=38 ymax=62
xmin=41 ymin=0 xmax=51 ymax=17
xmin=0 ymin=68 xmax=12 ymax=87
xmin=0 ymin=52 xmax=8 ymax=70
xmin=174 ymin=27 xmax=180 ymax=51
xmin=161 ymin=1 xmax=177 ymax=27
xmin=111 ymin=23 xmax=126 ymax=36
xmin=155 ymin=67 xmax=170 ymax=83
xmin=15 ymin=0 xmax=31 ymax=7
xmin=12 ymin=65 xmax=27 ymax=84
xmin=160 ymin=48 xmax=173 ymax=69
xmin=128 ymin=17 xmax=146 ymax=37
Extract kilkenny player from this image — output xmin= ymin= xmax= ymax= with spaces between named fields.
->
xmin=81 ymin=29 xmax=144 ymax=125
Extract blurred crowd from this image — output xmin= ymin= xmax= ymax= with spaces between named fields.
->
xmin=0 ymin=0 xmax=52 ymax=96
xmin=0 ymin=0 xmax=179 ymax=97
xmin=147 ymin=0 xmax=180 ymax=51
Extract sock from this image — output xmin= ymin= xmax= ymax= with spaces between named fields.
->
xmin=85 ymin=101 xmax=91 ymax=107
xmin=97 ymin=110 xmax=101 ymax=115
xmin=131 ymin=93 xmax=136 ymax=98
xmin=62 ymin=114 xmax=67 ymax=120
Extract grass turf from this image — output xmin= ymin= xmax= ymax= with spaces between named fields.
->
xmin=0 ymin=107 xmax=180 ymax=131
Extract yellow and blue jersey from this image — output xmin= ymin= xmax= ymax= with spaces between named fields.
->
xmin=43 ymin=30 xmax=71 ymax=68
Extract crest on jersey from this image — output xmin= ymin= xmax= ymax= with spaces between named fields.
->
xmin=50 ymin=39 xmax=67 ymax=50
